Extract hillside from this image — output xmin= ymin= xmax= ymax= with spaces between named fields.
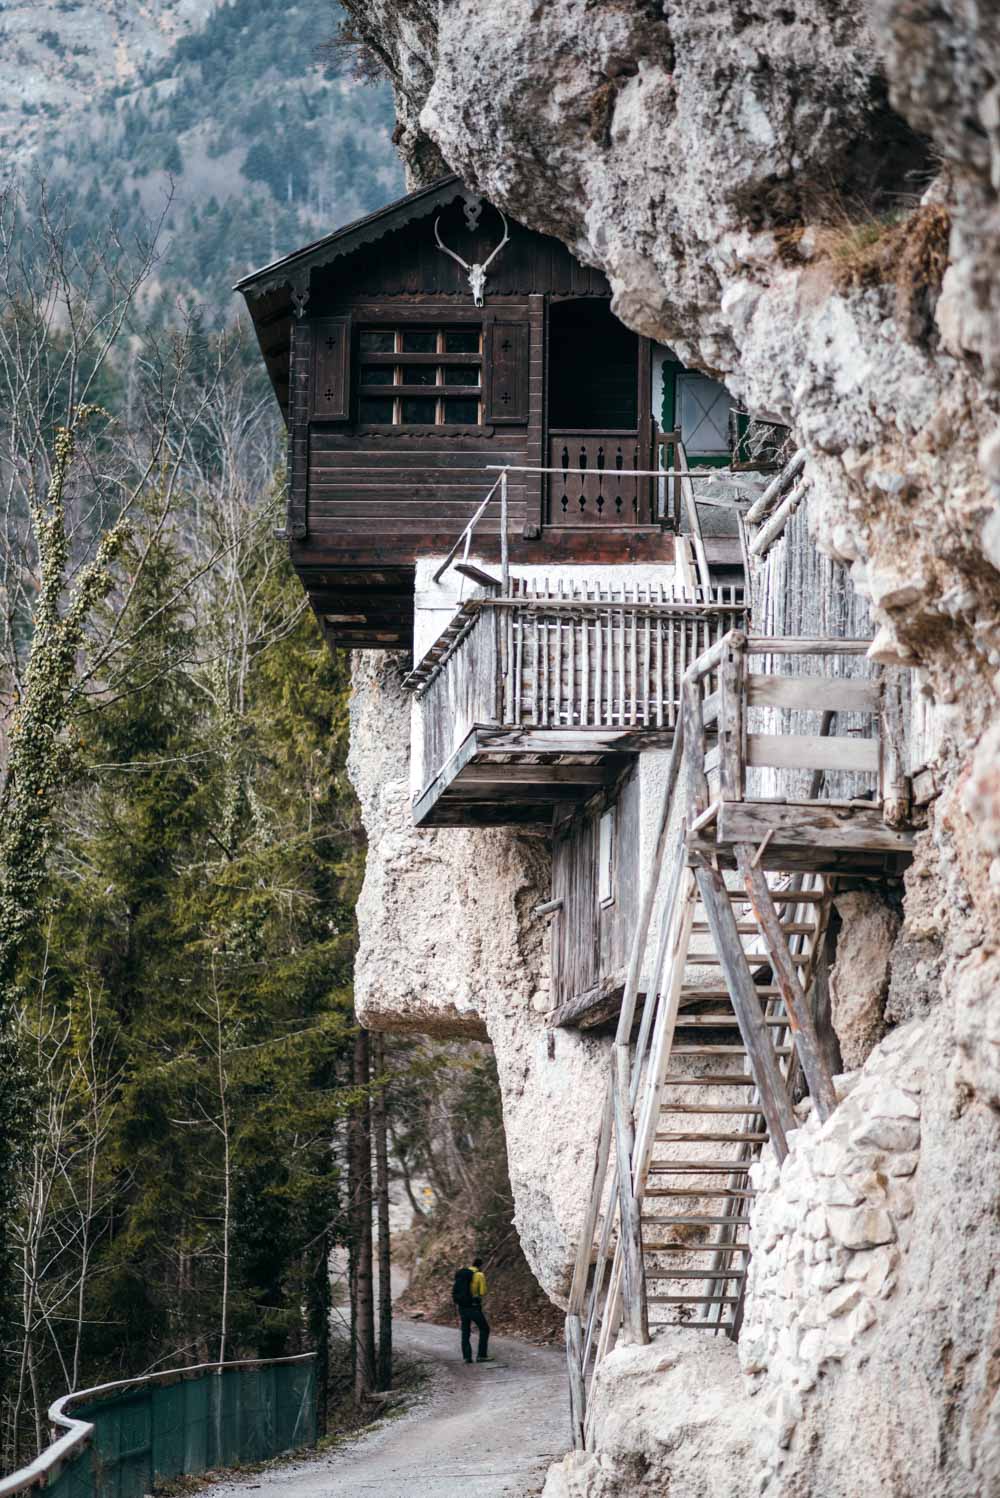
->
xmin=0 ymin=0 xmax=403 ymax=310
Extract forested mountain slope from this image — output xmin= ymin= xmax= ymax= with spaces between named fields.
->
xmin=0 ymin=0 xmax=403 ymax=305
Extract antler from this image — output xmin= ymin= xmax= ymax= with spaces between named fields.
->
xmin=480 ymin=210 xmax=510 ymax=270
xmin=434 ymin=216 xmax=471 ymax=272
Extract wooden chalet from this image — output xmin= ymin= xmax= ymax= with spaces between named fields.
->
xmin=238 ymin=179 xmax=926 ymax=1430
xmin=236 ymin=176 xmax=744 ymax=653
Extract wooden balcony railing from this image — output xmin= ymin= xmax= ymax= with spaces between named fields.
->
xmin=547 ymin=432 xmax=654 ymax=527
xmin=404 ymin=584 xmax=748 ymax=809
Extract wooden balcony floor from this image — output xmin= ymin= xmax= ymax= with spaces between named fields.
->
xmin=411 ymin=723 xmax=675 ymax=827
xmin=686 ymin=798 xmax=915 ymax=876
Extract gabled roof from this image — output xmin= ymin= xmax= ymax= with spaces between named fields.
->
xmin=233 ymin=174 xmax=467 ymax=300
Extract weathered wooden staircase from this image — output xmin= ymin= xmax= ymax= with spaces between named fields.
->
xmin=640 ymin=870 xmax=831 ymax=1338
xmin=565 ymin=630 xmax=913 ymax=1449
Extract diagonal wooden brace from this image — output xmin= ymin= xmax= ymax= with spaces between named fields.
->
xmin=734 ymin=844 xmax=839 ymax=1123
xmin=693 ymin=860 xmax=796 ymax=1162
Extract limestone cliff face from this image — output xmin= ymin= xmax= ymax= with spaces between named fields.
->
xmin=341 ymin=3 xmax=1000 ymax=1489
xmin=348 ymin=651 xmax=609 ymax=1301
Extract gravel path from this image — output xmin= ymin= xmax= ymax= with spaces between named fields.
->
xmin=197 ymin=1318 xmax=568 ymax=1498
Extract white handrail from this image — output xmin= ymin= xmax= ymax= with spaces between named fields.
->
xmin=485 ymin=463 xmax=748 ymax=479
xmin=432 ymin=468 xmax=509 ymax=584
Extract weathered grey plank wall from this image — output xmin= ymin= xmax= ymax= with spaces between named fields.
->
xmin=550 ymin=765 xmax=640 ymax=1010
xmin=750 ymin=499 xmax=885 ymax=801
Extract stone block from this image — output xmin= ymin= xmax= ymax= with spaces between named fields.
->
xmin=825 ymin=1281 xmax=864 ymax=1318
xmin=739 ymin=1329 xmax=769 ymax=1376
xmin=811 ymin=1258 xmax=846 ymax=1293
xmin=888 ymin=1151 xmax=920 ymax=1176
xmin=813 ymin=1174 xmax=865 ymax=1207
xmin=868 ymin=1084 xmax=921 ymax=1119
xmin=891 ymin=1184 xmax=916 ymax=1219
xmin=850 ymin=1116 xmax=921 ymax=1153
xmin=827 ymin=1205 xmax=896 ymax=1249
xmin=803 ymin=1206 xmax=828 ymax=1240
xmin=844 ymin=1245 xmax=898 ymax=1295
xmin=811 ymin=1140 xmax=852 ymax=1177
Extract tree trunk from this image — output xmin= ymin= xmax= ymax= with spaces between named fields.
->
xmin=351 ymin=1024 xmax=375 ymax=1404
xmin=373 ymin=1036 xmax=392 ymax=1391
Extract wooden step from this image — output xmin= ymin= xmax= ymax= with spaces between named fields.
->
xmin=663 ymin=1076 xmax=755 ymax=1087
xmin=692 ymin=921 xmax=814 ymax=936
xmin=647 ymin=1319 xmax=738 ymax=1332
xmin=642 ymin=1214 xmax=752 ymax=1227
xmin=656 ymin=1130 xmax=769 ymax=1143
xmin=642 ymin=1242 xmax=751 ymax=1254
xmin=696 ymin=888 xmax=827 ymax=904
xmin=680 ymin=985 xmax=780 ymax=999
xmin=671 ymin=1044 xmax=791 ymax=1055
xmin=643 ymin=1268 xmax=748 ymax=1280
xmin=649 ymin=1156 xmax=757 ymax=1168
xmin=647 ymin=1294 xmax=742 ymax=1305
xmin=674 ymin=1013 xmax=789 ymax=1027
xmin=657 ymin=1103 xmax=763 ymax=1114
xmin=643 ymin=1186 xmax=755 ymax=1198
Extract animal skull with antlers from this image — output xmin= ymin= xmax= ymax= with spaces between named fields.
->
xmin=434 ymin=210 xmax=510 ymax=307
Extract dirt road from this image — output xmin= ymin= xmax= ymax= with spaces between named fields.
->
xmin=198 ymin=1318 xmax=568 ymax=1498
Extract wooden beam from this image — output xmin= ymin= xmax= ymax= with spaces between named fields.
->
xmin=612 ymin=1043 xmax=648 ymax=1345
xmin=744 ymin=449 xmax=807 ymax=524
xmin=547 ymin=970 xmax=628 ymax=1030
xmin=457 ymin=762 xmax=614 ymax=785
xmin=719 ymin=635 xmax=746 ymax=801
xmin=879 ymin=670 xmax=912 ymax=828
xmin=565 ymin=1315 xmax=587 ymax=1451
xmin=746 ymin=674 xmax=880 ymax=714
xmin=693 ymin=861 xmax=795 ymax=1163
xmin=734 ymin=845 xmax=838 ymax=1122
xmin=746 ymin=732 xmax=879 ymax=774
xmin=715 ymin=801 xmax=914 ymax=855
xmin=748 ymin=478 xmax=809 ymax=555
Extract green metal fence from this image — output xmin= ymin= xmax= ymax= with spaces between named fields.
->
xmin=0 ymin=1354 xmax=317 ymax=1498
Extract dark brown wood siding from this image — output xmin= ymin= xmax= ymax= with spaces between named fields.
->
xmin=282 ymin=208 xmax=671 ymax=642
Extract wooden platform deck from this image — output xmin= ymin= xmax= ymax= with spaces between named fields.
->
xmin=406 ymin=582 xmax=745 ymax=827
xmin=686 ymin=797 xmax=914 ymax=875
xmin=412 ymin=723 xmax=670 ymax=827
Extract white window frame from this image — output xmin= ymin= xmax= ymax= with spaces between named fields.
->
xmin=598 ymin=808 xmax=615 ymax=908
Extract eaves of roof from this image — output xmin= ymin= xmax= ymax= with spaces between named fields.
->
xmin=232 ymin=175 xmax=466 ymax=300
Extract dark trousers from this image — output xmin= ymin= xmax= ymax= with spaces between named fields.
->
xmin=458 ymin=1301 xmax=490 ymax=1361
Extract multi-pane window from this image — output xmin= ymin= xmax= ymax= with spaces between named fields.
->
xmin=358 ymin=327 xmax=483 ymax=426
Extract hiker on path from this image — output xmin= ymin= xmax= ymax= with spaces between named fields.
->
xmin=453 ymin=1257 xmax=492 ymax=1364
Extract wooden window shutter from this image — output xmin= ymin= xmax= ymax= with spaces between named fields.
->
xmin=310 ymin=316 xmax=351 ymax=420
xmin=485 ymin=320 xmax=529 ymax=424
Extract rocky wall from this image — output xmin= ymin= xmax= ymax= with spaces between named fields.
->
xmin=348 ymin=649 xmax=609 ymax=1302
xmin=338 ymin=3 xmax=1000 ymax=1490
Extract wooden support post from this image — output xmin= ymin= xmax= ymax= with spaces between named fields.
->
xmin=682 ymin=676 xmax=709 ymax=821
xmin=718 ymin=633 xmax=746 ymax=802
xmin=734 ymin=845 xmax=838 ymax=1123
xmin=744 ymin=448 xmax=807 ymax=524
xmin=748 ymin=479 xmax=810 ymax=557
xmin=693 ymin=861 xmax=795 ymax=1162
xmin=500 ymin=468 xmax=510 ymax=594
xmin=566 ymin=1313 xmax=586 ymax=1450
xmin=614 ymin=719 xmax=684 ymax=1047
xmin=612 ymin=1042 xmax=648 ymax=1345
xmin=676 ymin=439 xmax=712 ymax=593
xmin=879 ymin=669 xmax=911 ymax=828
